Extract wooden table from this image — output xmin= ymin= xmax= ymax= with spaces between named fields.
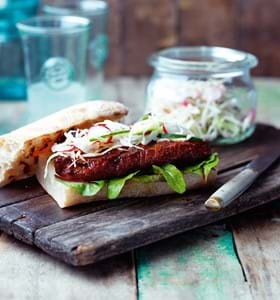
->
xmin=0 ymin=78 xmax=279 ymax=300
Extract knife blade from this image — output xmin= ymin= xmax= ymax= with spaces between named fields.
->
xmin=205 ymin=147 xmax=280 ymax=211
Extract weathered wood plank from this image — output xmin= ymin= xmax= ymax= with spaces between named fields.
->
xmin=0 ymin=233 xmax=137 ymax=300
xmin=0 ymin=177 xmax=44 ymax=208
xmin=33 ymin=157 xmax=280 ymax=265
xmin=237 ymin=0 xmax=280 ymax=76
xmin=106 ymin=0 xmax=124 ymax=76
xmin=0 ymin=195 xmax=136 ymax=244
xmin=137 ymin=225 xmax=252 ymax=300
xmin=214 ymin=124 xmax=279 ymax=171
xmin=178 ymin=0 xmax=236 ymax=47
xmin=123 ymin=0 xmax=178 ymax=75
xmin=231 ymin=203 xmax=280 ymax=300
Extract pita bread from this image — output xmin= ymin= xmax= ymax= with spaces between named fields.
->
xmin=0 ymin=101 xmax=127 ymax=187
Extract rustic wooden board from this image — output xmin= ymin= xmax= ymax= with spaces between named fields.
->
xmin=0 ymin=124 xmax=279 ymax=266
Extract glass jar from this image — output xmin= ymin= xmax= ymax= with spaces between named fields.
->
xmin=146 ymin=46 xmax=258 ymax=144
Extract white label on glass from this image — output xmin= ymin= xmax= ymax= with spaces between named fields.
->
xmin=41 ymin=57 xmax=74 ymax=91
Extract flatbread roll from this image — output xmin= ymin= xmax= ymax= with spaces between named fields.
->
xmin=0 ymin=101 xmax=127 ymax=187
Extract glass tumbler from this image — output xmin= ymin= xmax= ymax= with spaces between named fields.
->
xmin=43 ymin=1 xmax=109 ymax=100
xmin=17 ymin=16 xmax=90 ymax=122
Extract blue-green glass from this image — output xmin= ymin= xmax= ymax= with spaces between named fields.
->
xmin=0 ymin=0 xmax=39 ymax=100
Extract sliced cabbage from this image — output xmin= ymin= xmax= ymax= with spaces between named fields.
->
xmin=50 ymin=115 xmax=200 ymax=169
xmin=88 ymin=120 xmax=130 ymax=142
xmin=147 ymin=79 xmax=254 ymax=141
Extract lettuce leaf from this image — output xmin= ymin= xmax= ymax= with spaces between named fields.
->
xmin=132 ymin=174 xmax=161 ymax=183
xmin=107 ymin=171 xmax=140 ymax=200
xmin=152 ymin=164 xmax=186 ymax=194
xmin=184 ymin=153 xmax=219 ymax=180
xmin=58 ymin=179 xmax=105 ymax=197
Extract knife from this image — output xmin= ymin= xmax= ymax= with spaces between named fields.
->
xmin=204 ymin=147 xmax=280 ymax=211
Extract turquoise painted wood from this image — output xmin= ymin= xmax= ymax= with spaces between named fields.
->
xmin=136 ymin=226 xmax=251 ymax=300
xmin=232 ymin=202 xmax=280 ymax=299
xmin=255 ymin=80 xmax=280 ymax=127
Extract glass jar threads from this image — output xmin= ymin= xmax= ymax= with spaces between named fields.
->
xmin=146 ymin=46 xmax=258 ymax=144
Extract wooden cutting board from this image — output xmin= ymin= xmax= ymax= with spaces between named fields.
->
xmin=0 ymin=124 xmax=279 ymax=266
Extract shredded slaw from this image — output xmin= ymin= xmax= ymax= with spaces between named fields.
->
xmin=147 ymin=79 xmax=256 ymax=141
xmin=45 ymin=115 xmax=195 ymax=178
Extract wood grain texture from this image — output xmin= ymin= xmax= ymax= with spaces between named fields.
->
xmin=231 ymin=203 xmax=280 ymax=300
xmin=214 ymin=124 xmax=279 ymax=171
xmin=179 ymin=0 xmax=237 ymax=47
xmin=0 ymin=195 xmax=132 ymax=244
xmin=0 ymin=124 xmax=279 ymax=266
xmin=106 ymin=0 xmax=124 ymax=76
xmin=123 ymin=0 xmax=178 ymax=75
xmin=137 ymin=225 xmax=252 ymax=300
xmin=237 ymin=0 xmax=280 ymax=76
xmin=0 ymin=177 xmax=44 ymax=208
xmin=0 ymin=233 xmax=137 ymax=300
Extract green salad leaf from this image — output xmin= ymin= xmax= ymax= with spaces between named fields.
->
xmin=184 ymin=153 xmax=219 ymax=180
xmin=132 ymin=174 xmax=161 ymax=183
xmin=189 ymin=137 xmax=203 ymax=142
xmin=107 ymin=171 xmax=140 ymax=200
xmin=58 ymin=179 xmax=105 ymax=197
xmin=89 ymin=129 xmax=130 ymax=142
xmin=159 ymin=133 xmax=187 ymax=139
xmin=152 ymin=164 xmax=186 ymax=194
xmin=140 ymin=113 xmax=152 ymax=121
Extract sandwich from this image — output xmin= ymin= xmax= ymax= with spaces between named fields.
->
xmin=0 ymin=101 xmax=219 ymax=208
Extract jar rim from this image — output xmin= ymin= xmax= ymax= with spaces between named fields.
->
xmin=149 ymin=46 xmax=258 ymax=74
xmin=43 ymin=1 xmax=109 ymax=17
xmin=16 ymin=15 xmax=91 ymax=35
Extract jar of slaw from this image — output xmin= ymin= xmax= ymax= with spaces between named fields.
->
xmin=146 ymin=46 xmax=258 ymax=144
